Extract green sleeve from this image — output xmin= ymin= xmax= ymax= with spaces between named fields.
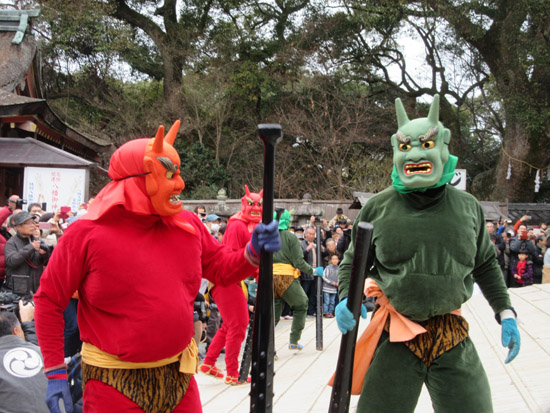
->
xmin=338 ymin=205 xmax=373 ymax=300
xmin=274 ymin=231 xmax=314 ymax=275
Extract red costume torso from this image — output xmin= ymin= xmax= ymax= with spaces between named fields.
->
xmin=34 ymin=207 xmax=256 ymax=369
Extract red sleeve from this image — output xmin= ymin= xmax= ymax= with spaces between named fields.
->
xmin=192 ymin=217 xmax=257 ymax=285
xmin=34 ymin=222 xmax=89 ymax=370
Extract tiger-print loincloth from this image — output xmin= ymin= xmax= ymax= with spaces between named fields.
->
xmin=82 ymin=361 xmax=191 ymax=412
xmin=384 ymin=313 xmax=469 ymax=367
xmin=274 ymin=274 xmax=295 ymax=298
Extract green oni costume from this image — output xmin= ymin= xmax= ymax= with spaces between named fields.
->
xmin=272 ymin=210 xmax=315 ymax=345
xmin=337 ymin=95 xmax=518 ymax=412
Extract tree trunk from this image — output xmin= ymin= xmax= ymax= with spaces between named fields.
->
xmin=162 ymin=54 xmax=184 ymax=113
xmin=493 ymin=121 xmax=536 ymax=202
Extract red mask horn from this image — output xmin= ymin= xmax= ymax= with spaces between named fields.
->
xmin=152 ymin=125 xmax=165 ymax=154
xmin=165 ymin=120 xmax=180 ymax=146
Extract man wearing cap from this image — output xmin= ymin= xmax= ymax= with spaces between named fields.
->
xmin=4 ymin=211 xmax=50 ymax=294
xmin=328 ymin=208 xmax=349 ymax=229
xmin=205 ymin=214 xmax=221 ymax=236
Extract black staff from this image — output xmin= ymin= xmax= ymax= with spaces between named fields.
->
xmin=328 ymin=222 xmax=374 ymax=413
xmin=250 ymin=124 xmax=283 ymax=413
xmin=240 ymin=207 xmax=285 ymax=383
xmin=315 ymin=224 xmax=323 ymax=350
xmin=238 ymin=311 xmax=255 ymax=383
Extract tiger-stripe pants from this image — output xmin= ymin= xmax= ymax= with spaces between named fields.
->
xmin=356 ymin=330 xmax=493 ymax=413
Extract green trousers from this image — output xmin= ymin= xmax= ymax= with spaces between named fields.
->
xmin=274 ymin=278 xmax=308 ymax=344
xmin=357 ymin=331 xmax=493 ymax=413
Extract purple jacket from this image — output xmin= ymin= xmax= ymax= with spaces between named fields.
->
xmin=514 ymin=260 xmax=534 ymax=286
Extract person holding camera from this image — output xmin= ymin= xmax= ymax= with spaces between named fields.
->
xmin=4 ymin=211 xmax=51 ymax=295
xmin=336 ymin=218 xmax=353 ymax=255
xmin=0 ymin=195 xmax=23 ymax=289
xmin=194 ymin=205 xmax=207 ymax=222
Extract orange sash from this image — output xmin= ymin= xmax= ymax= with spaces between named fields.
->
xmin=328 ymin=279 xmax=460 ymax=394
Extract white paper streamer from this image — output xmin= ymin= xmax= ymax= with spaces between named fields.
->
xmin=535 ymin=169 xmax=541 ymax=192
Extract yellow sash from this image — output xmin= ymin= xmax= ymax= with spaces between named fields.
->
xmin=273 ymin=263 xmax=301 ymax=278
xmin=81 ymin=339 xmax=198 ymax=374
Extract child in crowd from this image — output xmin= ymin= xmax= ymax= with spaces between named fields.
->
xmin=513 ymin=248 xmax=534 ymax=287
xmin=322 ymin=254 xmax=340 ymax=318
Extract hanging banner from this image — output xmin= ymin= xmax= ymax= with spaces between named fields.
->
xmin=23 ymin=167 xmax=88 ymax=212
xmin=449 ymin=169 xmax=467 ymax=191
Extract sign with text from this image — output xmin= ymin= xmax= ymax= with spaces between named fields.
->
xmin=449 ymin=169 xmax=467 ymax=191
xmin=23 ymin=167 xmax=88 ymax=212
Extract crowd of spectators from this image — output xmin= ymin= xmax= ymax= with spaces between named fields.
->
xmin=486 ymin=215 xmax=550 ymax=287
xmin=2 ymin=193 xmax=548 ymax=410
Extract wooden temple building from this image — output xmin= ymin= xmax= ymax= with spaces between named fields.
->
xmin=0 ymin=9 xmax=111 ymax=209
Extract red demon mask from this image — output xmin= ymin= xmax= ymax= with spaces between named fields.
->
xmin=144 ymin=121 xmax=185 ymax=216
xmin=241 ymin=185 xmax=263 ymax=223
xmin=82 ymin=120 xmax=195 ymax=234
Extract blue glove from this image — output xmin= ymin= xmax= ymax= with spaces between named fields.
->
xmin=501 ymin=318 xmax=521 ymax=363
xmin=248 ymin=221 xmax=282 ymax=258
xmin=334 ymin=298 xmax=367 ymax=334
xmin=314 ymin=267 xmax=324 ymax=276
xmin=45 ymin=369 xmax=74 ymax=413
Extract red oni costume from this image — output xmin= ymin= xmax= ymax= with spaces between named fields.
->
xmin=202 ymin=185 xmax=262 ymax=384
xmin=34 ymin=122 xmax=259 ymax=412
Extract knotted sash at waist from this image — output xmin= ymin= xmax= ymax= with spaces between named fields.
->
xmin=328 ymin=279 xmax=461 ymax=394
xmin=81 ymin=338 xmax=198 ymax=374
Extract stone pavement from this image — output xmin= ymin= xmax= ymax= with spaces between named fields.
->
xmin=197 ymin=284 xmax=550 ymax=412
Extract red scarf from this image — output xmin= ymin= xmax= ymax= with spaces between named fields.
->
xmin=516 ymin=260 xmax=526 ymax=283
xmin=82 ymin=138 xmax=194 ymax=234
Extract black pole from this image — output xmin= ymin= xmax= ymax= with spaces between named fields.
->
xmin=240 ymin=207 xmax=284 ymax=383
xmin=328 ymin=222 xmax=374 ymax=413
xmin=315 ymin=225 xmax=323 ymax=351
xmin=238 ymin=312 xmax=255 ymax=383
xmin=250 ymin=124 xmax=282 ymax=413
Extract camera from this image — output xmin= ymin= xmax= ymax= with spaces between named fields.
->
xmin=39 ymin=241 xmax=54 ymax=253
xmin=15 ymin=199 xmax=27 ymax=209
xmin=519 ymin=232 xmax=529 ymax=241
xmin=313 ymin=216 xmax=322 ymax=223
xmin=0 ymin=291 xmax=20 ymax=313
xmin=0 ymin=290 xmax=33 ymax=321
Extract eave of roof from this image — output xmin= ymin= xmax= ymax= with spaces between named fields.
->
xmin=0 ymin=137 xmax=94 ymax=167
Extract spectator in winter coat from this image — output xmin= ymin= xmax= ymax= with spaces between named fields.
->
xmin=4 ymin=211 xmax=50 ymax=294
xmin=512 ymin=247 xmax=534 ymax=286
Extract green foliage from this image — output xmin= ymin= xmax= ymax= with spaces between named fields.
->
xmin=26 ymin=0 xmax=550 ymax=202
xmin=174 ymin=141 xmax=230 ymax=200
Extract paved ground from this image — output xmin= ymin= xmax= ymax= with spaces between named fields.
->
xmin=196 ymin=284 xmax=550 ymax=412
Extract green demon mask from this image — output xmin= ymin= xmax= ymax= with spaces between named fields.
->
xmin=391 ymin=94 xmax=458 ymax=193
xmin=273 ymin=209 xmax=291 ymax=230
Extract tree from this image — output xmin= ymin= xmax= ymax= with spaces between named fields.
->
xmin=319 ymin=0 xmax=550 ymax=202
xmin=274 ymin=74 xmax=394 ymax=199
